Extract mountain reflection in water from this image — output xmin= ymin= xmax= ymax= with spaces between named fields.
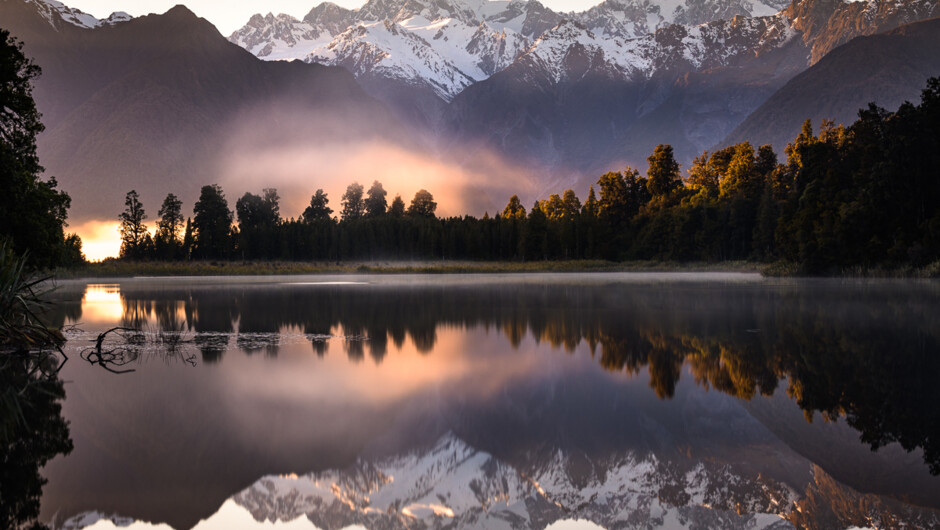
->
xmin=38 ymin=274 xmax=940 ymax=529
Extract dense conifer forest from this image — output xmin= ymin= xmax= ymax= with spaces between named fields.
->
xmin=114 ymin=78 xmax=940 ymax=274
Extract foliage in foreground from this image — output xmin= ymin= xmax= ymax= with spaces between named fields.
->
xmin=0 ymin=243 xmax=72 ymax=530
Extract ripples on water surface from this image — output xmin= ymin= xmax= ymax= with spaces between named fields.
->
xmin=34 ymin=273 xmax=940 ymax=529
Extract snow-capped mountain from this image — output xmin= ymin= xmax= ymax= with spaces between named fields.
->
xmin=230 ymin=0 xmax=550 ymax=100
xmin=306 ymin=18 xmax=530 ymax=99
xmin=22 ymin=0 xmax=131 ymax=29
xmin=228 ymin=13 xmax=337 ymax=61
xmin=576 ymin=0 xmax=788 ymax=39
xmin=512 ymin=12 xmax=795 ymax=85
xmin=785 ymin=0 xmax=940 ymax=62
xmin=230 ymin=434 xmax=799 ymax=529
xmin=228 ymin=0 xmax=795 ymax=103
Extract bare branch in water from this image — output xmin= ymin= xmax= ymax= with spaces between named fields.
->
xmin=81 ymin=326 xmax=197 ymax=372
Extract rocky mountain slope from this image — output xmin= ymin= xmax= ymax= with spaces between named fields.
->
xmin=723 ymin=16 xmax=940 ymax=153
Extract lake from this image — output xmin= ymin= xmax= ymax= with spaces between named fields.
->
xmin=38 ymin=273 xmax=940 ymax=529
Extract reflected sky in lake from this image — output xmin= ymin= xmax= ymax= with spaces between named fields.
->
xmin=40 ymin=273 xmax=940 ymax=529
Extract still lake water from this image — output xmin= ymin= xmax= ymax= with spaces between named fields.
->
xmin=40 ymin=273 xmax=940 ymax=529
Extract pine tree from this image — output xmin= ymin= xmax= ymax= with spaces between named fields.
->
xmin=155 ymin=193 xmax=183 ymax=260
xmin=341 ymin=182 xmax=365 ymax=221
xmin=646 ymin=144 xmax=681 ymax=197
xmin=389 ymin=195 xmax=405 ymax=217
xmin=582 ymin=186 xmax=598 ymax=218
xmin=192 ymin=184 xmax=232 ymax=259
xmin=118 ymin=190 xmax=148 ymax=259
xmin=303 ymin=189 xmax=333 ymax=222
xmin=365 ymin=181 xmax=388 ymax=217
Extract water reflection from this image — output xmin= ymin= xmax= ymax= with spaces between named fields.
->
xmin=42 ymin=275 xmax=940 ymax=529
xmin=50 ymin=277 xmax=940 ymax=477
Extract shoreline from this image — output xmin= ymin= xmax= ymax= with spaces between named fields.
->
xmin=51 ymin=259 xmax=940 ymax=279
xmin=54 ymin=259 xmax=763 ymax=279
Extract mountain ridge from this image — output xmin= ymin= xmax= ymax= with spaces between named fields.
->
xmin=722 ymin=16 xmax=940 ymax=154
xmin=228 ymin=0 xmax=938 ymax=180
xmin=0 ymin=0 xmax=406 ymax=222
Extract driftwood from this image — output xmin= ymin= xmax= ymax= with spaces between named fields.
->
xmin=81 ymin=327 xmax=140 ymax=374
xmin=81 ymin=326 xmax=197 ymax=373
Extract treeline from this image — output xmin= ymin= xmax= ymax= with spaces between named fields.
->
xmin=119 ymin=78 xmax=940 ymax=273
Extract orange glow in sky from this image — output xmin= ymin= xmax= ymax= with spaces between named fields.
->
xmin=71 ymin=220 xmax=155 ymax=262
xmin=71 ymin=220 xmax=121 ymax=261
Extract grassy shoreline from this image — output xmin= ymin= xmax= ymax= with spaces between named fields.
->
xmin=55 ymin=259 xmax=764 ymax=278
xmin=52 ymin=259 xmax=940 ymax=279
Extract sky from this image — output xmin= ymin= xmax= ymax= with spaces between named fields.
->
xmin=64 ymin=0 xmax=604 ymax=35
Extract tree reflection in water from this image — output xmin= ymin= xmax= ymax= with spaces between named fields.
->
xmin=0 ymin=361 xmax=71 ymax=529
xmin=53 ymin=279 xmax=940 ymax=478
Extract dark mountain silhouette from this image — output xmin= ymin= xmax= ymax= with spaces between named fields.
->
xmin=0 ymin=0 xmax=402 ymax=222
xmin=723 ymin=17 xmax=940 ymax=154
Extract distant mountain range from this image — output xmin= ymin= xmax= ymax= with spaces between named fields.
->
xmin=1 ymin=0 xmax=938 ymax=221
xmin=229 ymin=0 xmax=939 ymax=179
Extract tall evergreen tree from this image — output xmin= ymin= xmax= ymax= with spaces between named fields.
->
xmin=118 ymin=190 xmax=148 ymax=259
xmin=341 ymin=182 xmax=365 ymax=221
xmin=155 ymin=193 xmax=183 ymax=260
xmin=646 ymin=144 xmax=681 ymax=197
xmin=582 ymin=186 xmax=598 ymax=218
xmin=365 ymin=181 xmax=388 ymax=217
xmin=192 ymin=184 xmax=232 ymax=259
xmin=524 ymin=200 xmax=547 ymax=260
xmin=181 ymin=217 xmax=194 ymax=260
xmin=236 ymin=188 xmax=280 ymax=258
xmin=389 ymin=194 xmax=405 ymax=217
xmin=561 ymin=190 xmax=581 ymax=221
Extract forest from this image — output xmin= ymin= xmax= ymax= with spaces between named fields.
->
xmin=113 ymin=78 xmax=940 ymax=274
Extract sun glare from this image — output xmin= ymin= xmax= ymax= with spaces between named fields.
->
xmin=71 ymin=220 xmax=157 ymax=262
xmin=71 ymin=220 xmax=122 ymax=261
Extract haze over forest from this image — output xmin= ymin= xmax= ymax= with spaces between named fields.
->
xmin=1 ymin=0 xmax=938 ymax=259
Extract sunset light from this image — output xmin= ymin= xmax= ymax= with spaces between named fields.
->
xmin=3 ymin=0 xmax=938 ymax=527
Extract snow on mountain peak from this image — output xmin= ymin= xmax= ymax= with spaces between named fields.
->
xmin=26 ymin=0 xmax=133 ymax=29
xmin=228 ymin=0 xmax=802 ymax=106
xmin=230 ymin=12 xmax=338 ymax=60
